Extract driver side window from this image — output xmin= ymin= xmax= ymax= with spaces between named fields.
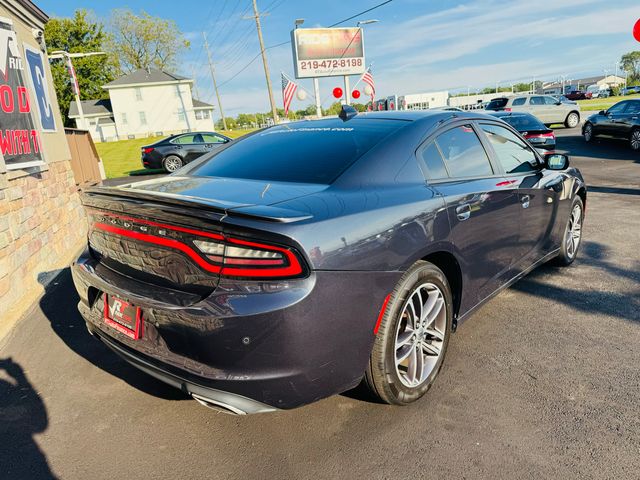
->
xmin=606 ymin=102 xmax=627 ymax=114
xmin=480 ymin=124 xmax=538 ymax=174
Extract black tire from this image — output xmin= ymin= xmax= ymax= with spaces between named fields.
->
xmin=554 ymin=196 xmax=584 ymax=266
xmin=565 ymin=111 xmax=580 ymax=128
xmin=583 ymin=122 xmax=594 ymax=143
xmin=364 ymin=261 xmax=453 ymax=405
xmin=162 ymin=155 xmax=183 ymax=173
xmin=630 ymin=128 xmax=640 ymax=151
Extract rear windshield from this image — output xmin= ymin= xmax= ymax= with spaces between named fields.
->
xmin=486 ymin=98 xmax=508 ymax=110
xmin=187 ymin=118 xmax=408 ymax=184
xmin=499 ymin=114 xmax=546 ymax=131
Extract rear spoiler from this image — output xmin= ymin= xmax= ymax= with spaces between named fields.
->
xmin=83 ymin=187 xmax=312 ymax=224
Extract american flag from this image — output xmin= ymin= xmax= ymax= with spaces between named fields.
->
xmin=281 ymin=73 xmax=297 ymax=116
xmin=361 ymin=66 xmax=375 ymax=101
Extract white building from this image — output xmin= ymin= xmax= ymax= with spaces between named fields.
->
xmin=542 ymin=74 xmax=625 ymax=95
xmin=397 ymin=91 xmax=449 ymax=110
xmin=69 ymin=68 xmax=215 ymax=142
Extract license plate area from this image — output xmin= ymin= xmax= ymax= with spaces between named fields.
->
xmin=103 ymin=294 xmax=143 ymax=340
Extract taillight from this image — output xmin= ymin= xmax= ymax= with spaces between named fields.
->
xmin=192 ymin=237 xmax=303 ymax=278
xmin=90 ymin=211 xmax=306 ymax=279
xmin=503 ymin=107 xmax=512 ymax=112
xmin=526 ymin=131 xmax=555 ymax=139
xmin=143 ymin=147 xmax=154 ymax=154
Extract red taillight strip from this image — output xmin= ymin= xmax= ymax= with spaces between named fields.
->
xmin=221 ymin=237 xmax=302 ymax=277
xmin=94 ymin=222 xmax=222 ymax=273
xmin=373 ymin=294 xmax=392 ymax=334
xmin=90 ymin=210 xmax=223 ymax=241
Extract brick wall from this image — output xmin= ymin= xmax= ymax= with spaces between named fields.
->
xmin=0 ymin=160 xmax=86 ymax=330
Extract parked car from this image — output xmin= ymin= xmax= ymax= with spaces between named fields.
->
xmin=71 ymin=108 xmax=586 ymax=413
xmin=586 ymin=84 xmax=610 ymax=99
xmin=489 ymin=111 xmax=556 ymax=150
xmin=583 ymin=99 xmax=640 ymax=150
xmin=564 ymin=90 xmax=591 ymax=101
xmin=550 ymin=94 xmax=577 ymax=105
xmin=621 ymin=86 xmax=640 ymax=95
xmin=485 ymin=94 xmax=581 ymax=127
xmin=141 ymin=132 xmax=232 ymax=173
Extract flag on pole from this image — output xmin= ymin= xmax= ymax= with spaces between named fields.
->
xmin=361 ymin=66 xmax=375 ymax=102
xmin=66 ymin=56 xmax=80 ymax=95
xmin=281 ymin=73 xmax=298 ymax=116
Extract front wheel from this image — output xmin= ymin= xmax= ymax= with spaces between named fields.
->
xmin=630 ymin=129 xmax=640 ymax=151
xmin=583 ymin=123 xmax=593 ymax=142
xmin=555 ymin=196 xmax=584 ymax=266
xmin=163 ymin=155 xmax=183 ymax=173
xmin=364 ymin=261 xmax=453 ymax=405
xmin=565 ymin=112 xmax=580 ymax=128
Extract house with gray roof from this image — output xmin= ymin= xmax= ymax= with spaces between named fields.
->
xmin=69 ymin=68 xmax=215 ymax=142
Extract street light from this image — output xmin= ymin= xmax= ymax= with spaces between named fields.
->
xmin=294 ymin=18 xmax=304 ymax=28
xmin=357 ymin=19 xmax=379 ymax=26
xmin=347 ymin=19 xmax=379 ymax=107
xmin=48 ymin=50 xmax=106 ymax=129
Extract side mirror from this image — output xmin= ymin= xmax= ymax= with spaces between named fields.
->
xmin=599 ymin=110 xmax=606 ymax=115
xmin=545 ymin=153 xmax=569 ymax=170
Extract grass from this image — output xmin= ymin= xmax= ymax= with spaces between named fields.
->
xmin=576 ymin=94 xmax=640 ymax=111
xmin=96 ymin=129 xmax=256 ymax=179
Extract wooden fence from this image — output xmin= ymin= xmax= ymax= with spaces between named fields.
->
xmin=64 ymin=128 xmax=103 ymax=186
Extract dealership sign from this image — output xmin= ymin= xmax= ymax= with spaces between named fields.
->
xmin=0 ymin=17 xmax=44 ymax=169
xmin=291 ymin=27 xmax=366 ymax=79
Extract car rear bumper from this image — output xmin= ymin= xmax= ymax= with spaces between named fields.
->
xmin=71 ymin=248 xmax=401 ymax=410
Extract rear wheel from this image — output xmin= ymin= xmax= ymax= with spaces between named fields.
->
xmin=163 ymin=155 xmax=183 ymax=173
xmin=583 ymin=123 xmax=594 ymax=142
xmin=555 ymin=196 xmax=584 ymax=266
xmin=565 ymin=111 xmax=580 ymax=128
xmin=630 ymin=129 xmax=640 ymax=151
xmin=364 ymin=261 xmax=453 ymax=405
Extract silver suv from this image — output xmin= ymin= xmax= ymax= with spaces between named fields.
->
xmin=486 ymin=94 xmax=581 ymax=127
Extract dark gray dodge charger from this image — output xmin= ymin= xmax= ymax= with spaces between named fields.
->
xmin=71 ymin=107 xmax=586 ymax=414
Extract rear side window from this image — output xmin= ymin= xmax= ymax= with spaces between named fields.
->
xmin=435 ymin=125 xmax=493 ymax=178
xmin=480 ymin=124 xmax=538 ymax=174
xmin=512 ymin=97 xmax=526 ymax=106
xmin=419 ymin=142 xmax=448 ymax=180
xmin=529 ymin=96 xmax=544 ymax=105
xmin=188 ymin=119 xmax=407 ymax=184
xmin=624 ymin=101 xmax=640 ymax=114
xmin=202 ymin=133 xmax=227 ymax=143
xmin=487 ymin=98 xmax=508 ymax=110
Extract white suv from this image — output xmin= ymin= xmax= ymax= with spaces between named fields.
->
xmin=486 ymin=94 xmax=581 ymax=127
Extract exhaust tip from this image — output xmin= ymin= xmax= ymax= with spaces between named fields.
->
xmin=191 ymin=393 xmax=247 ymax=415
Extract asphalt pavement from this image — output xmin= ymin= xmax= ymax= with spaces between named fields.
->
xmin=1 ymin=126 xmax=639 ymax=480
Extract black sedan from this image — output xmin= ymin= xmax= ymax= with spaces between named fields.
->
xmin=141 ymin=131 xmax=232 ymax=172
xmin=71 ymin=108 xmax=586 ymax=413
xmin=583 ymin=99 xmax=640 ymax=150
xmin=489 ymin=111 xmax=556 ymax=150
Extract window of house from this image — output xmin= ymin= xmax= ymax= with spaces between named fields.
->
xmin=135 ymin=87 xmax=142 ymax=101
xmin=195 ymin=110 xmax=203 ymax=120
xmin=139 ymin=111 xmax=147 ymax=125
xmin=177 ymin=111 xmax=185 ymax=122
xmin=121 ymin=112 xmax=128 ymax=125
xmin=202 ymin=110 xmax=210 ymax=119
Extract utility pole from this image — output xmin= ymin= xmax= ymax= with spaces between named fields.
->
xmin=247 ymin=0 xmax=279 ymax=124
xmin=203 ymin=32 xmax=227 ymax=131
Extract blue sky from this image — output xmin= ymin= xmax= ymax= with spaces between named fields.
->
xmin=38 ymin=0 xmax=640 ymax=115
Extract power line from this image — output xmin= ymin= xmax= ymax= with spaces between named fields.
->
xmin=217 ymin=0 xmax=394 ymax=90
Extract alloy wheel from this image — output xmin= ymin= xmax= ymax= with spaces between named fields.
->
xmin=566 ymin=203 xmax=583 ymax=259
xmin=584 ymin=124 xmax=592 ymax=142
xmin=164 ymin=156 xmax=182 ymax=172
xmin=631 ymin=130 xmax=640 ymax=151
xmin=567 ymin=113 xmax=579 ymax=128
xmin=394 ymin=283 xmax=447 ymax=388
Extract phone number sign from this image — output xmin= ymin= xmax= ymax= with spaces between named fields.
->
xmin=291 ymin=27 xmax=366 ymax=79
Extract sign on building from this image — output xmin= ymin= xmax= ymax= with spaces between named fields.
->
xmin=0 ymin=16 xmax=44 ymax=169
xmin=24 ymin=44 xmax=56 ymax=132
xmin=291 ymin=27 xmax=366 ymax=79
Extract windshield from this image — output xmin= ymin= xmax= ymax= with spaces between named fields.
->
xmin=499 ymin=114 xmax=546 ymax=131
xmin=186 ymin=118 xmax=408 ymax=184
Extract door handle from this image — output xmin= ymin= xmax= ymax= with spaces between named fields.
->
xmin=520 ymin=195 xmax=530 ymax=209
xmin=456 ymin=204 xmax=471 ymax=221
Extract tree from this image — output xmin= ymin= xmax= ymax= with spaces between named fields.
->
xmin=107 ymin=9 xmax=190 ymax=74
xmin=620 ymin=51 xmax=640 ymax=83
xmin=44 ymin=10 xmax=116 ymax=126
